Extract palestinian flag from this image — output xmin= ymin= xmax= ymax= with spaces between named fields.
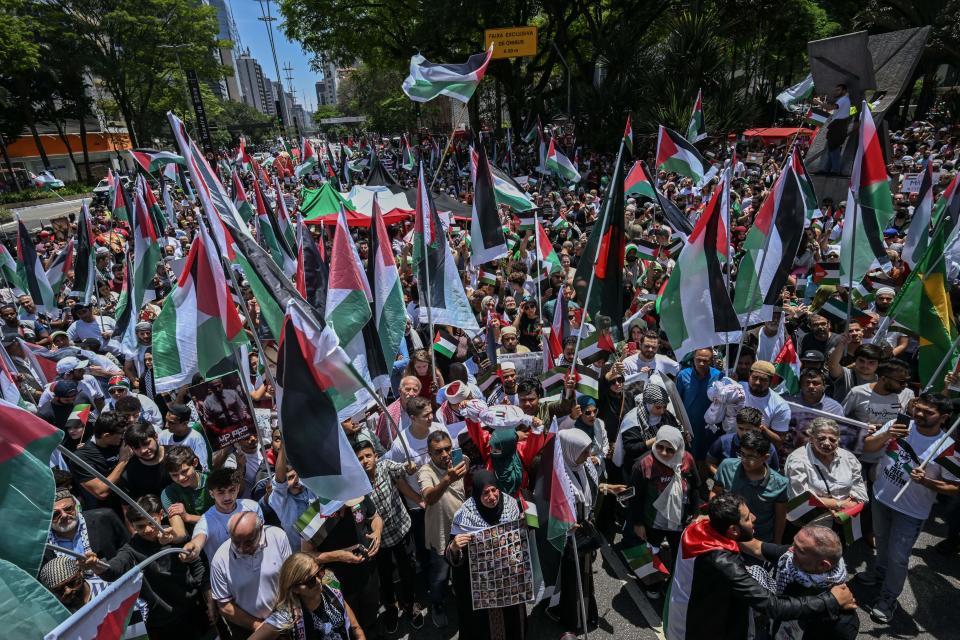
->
xmin=139 ymin=175 xmax=168 ymax=233
xmin=935 ymin=441 xmax=960 ymax=477
xmin=803 ymin=107 xmax=830 ymax=126
xmin=644 ymin=160 xmax=695 ymax=236
xmin=818 ymin=298 xmax=871 ymax=326
xmin=811 ymin=262 xmax=840 ymax=285
xmin=399 ymin=135 xmax=415 ymax=171
xmin=622 ymin=542 xmax=670 ymax=579
xmin=252 ymin=177 xmax=296 ymax=277
xmin=110 ymin=177 xmax=128 ymax=222
xmin=272 ymin=178 xmax=298 ymax=251
xmin=295 ymin=497 xmax=346 ymax=542
xmin=574 ymin=155 xmax=626 ymax=337
xmin=235 ymin=136 xmax=252 ymax=171
xmin=545 ymin=138 xmax=581 ymax=183
xmin=0 ymin=243 xmax=24 ymax=294
xmin=665 ymin=518 xmax=741 ymax=639
xmin=295 ymin=138 xmax=318 ymax=178
xmin=539 ymin=366 xmax=569 ymax=400
xmin=785 ymin=491 xmax=830 ymax=524
xmin=885 ymin=438 xmax=915 ymax=474
xmin=0 ymin=400 xmax=63 ymax=576
xmin=625 ymin=161 xmax=655 ymax=200
xmin=623 ymin=114 xmax=634 ymax=154
xmin=777 ymin=74 xmax=814 ymax=111
xmin=470 ymin=143 xmax=508 ymax=265
xmin=577 ymin=331 xmax=613 ymax=367
xmin=537 ymin=121 xmax=548 ymax=173
xmin=69 ymin=201 xmax=97 ymax=304
xmin=401 ymin=44 xmax=493 ymax=103
xmin=112 ymin=191 xmax=162 ymax=354
xmin=834 ymin=502 xmax=865 ymax=545
xmin=535 ymin=218 xmax=562 ymax=274
xmin=15 ymin=220 xmax=56 ymax=312
xmin=295 ymin=216 xmax=328 ymax=318
xmin=574 ymin=363 xmax=599 ymax=399
xmin=633 ymin=239 xmax=669 ymax=262
xmin=490 ymin=163 xmax=535 ymax=212
xmin=547 ymin=292 xmax=569 ymax=363
xmin=412 ymin=163 xmax=480 ymax=333
xmin=530 ymin=433 xmax=578 ymax=603
xmin=43 ymin=563 xmax=142 ymax=640
xmin=276 ymin=301 xmax=372 ymax=501
xmin=901 ymin=163 xmax=935 ymax=269
xmin=326 ymin=207 xmax=372 ymax=348
xmin=656 ymin=126 xmax=707 ymax=182
xmin=152 ymin=223 xmax=247 ymax=392
xmin=477 ymin=269 xmax=498 ymax=287
xmin=659 ymin=168 xmax=741 ymax=361
xmin=129 ymin=148 xmax=186 ymax=174
xmin=231 ymin=170 xmax=255 ymax=223
xmin=932 ymin=170 xmax=960 ymax=234
xmin=515 ymin=213 xmax=536 ymax=232
xmin=887 ymin=219 xmax=957 ymax=390
xmin=161 ymin=176 xmax=177 ymax=226
xmin=44 ymin=239 xmax=73 ymax=297
xmin=772 ymin=334 xmax=800 ymax=395
xmin=790 ymin=147 xmax=823 ymax=222
xmin=65 ymin=401 xmax=92 ymax=432
xmin=841 ymin=101 xmax=894 ymax=283
xmin=686 ymin=89 xmax=706 ymax=143
xmin=732 ymin=164 xmax=807 ymax=324
xmin=366 ymin=194 xmax=406 ymax=386
xmin=433 ymin=330 xmax=457 ymax=358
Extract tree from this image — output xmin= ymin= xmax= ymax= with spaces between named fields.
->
xmin=49 ymin=0 xmax=226 ymax=146
xmin=208 ymin=99 xmax=277 ymax=147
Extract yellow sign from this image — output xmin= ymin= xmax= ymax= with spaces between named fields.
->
xmin=484 ymin=27 xmax=538 ymax=59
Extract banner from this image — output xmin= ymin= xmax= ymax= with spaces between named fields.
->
xmin=187 ymin=371 xmax=255 ymax=450
xmin=468 ymin=519 xmax=535 ymax=610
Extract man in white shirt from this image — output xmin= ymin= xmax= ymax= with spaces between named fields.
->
xmin=622 ymin=329 xmax=680 ymax=378
xmin=157 ymin=404 xmax=210 ymax=470
xmin=740 ymin=360 xmax=791 ymax=447
xmin=180 ymin=467 xmax=263 ymax=562
xmin=66 ymin=303 xmax=115 ymax=350
xmin=210 ymin=511 xmax=291 ymax=638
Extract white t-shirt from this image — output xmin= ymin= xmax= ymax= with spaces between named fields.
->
xmin=740 ymin=383 xmax=792 ymax=433
xmin=210 ymin=525 xmax=291 ymax=619
xmin=622 ymin=353 xmax=680 ymax=377
xmin=386 ymin=422 xmax=450 ymax=508
xmin=842 ymin=384 xmax=915 ymax=462
xmin=158 ymin=428 xmax=210 ymax=470
xmin=67 ymin=316 xmax=116 ymax=348
xmin=194 ymin=498 xmax=263 ymax=560
xmin=832 ymin=94 xmax=851 ymax=122
xmin=873 ymin=422 xmax=959 ymax=519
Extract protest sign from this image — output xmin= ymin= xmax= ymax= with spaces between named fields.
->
xmin=468 ymin=519 xmax=534 ymax=610
xmin=188 ymin=371 xmax=255 ymax=450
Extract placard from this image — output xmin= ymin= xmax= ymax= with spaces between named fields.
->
xmin=188 ymin=371 xmax=255 ymax=450
xmin=484 ymin=27 xmax=538 ymax=60
xmin=468 ymin=519 xmax=534 ymax=610
xmin=498 ymin=351 xmax=543 ymax=378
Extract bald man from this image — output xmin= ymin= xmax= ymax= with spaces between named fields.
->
xmin=376 ymin=375 xmax=422 ymax=448
xmin=209 ymin=511 xmax=291 ymax=638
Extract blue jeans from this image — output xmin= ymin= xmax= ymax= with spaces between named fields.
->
xmin=871 ymin=499 xmax=925 ymax=602
xmin=427 ymin=549 xmax=450 ymax=608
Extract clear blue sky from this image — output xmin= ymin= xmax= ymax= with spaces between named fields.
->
xmin=229 ymin=0 xmax=321 ymax=112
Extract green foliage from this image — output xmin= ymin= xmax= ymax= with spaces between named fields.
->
xmin=0 ymin=182 xmax=92 ymax=206
xmin=208 ymin=98 xmax=277 ymax=147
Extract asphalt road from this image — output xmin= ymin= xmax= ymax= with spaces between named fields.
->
xmin=0 ymin=195 xmax=90 ymax=234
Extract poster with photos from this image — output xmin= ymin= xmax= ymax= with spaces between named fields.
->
xmin=467 ymin=519 xmax=534 ymax=611
xmin=187 ymin=371 xmax=254 ymax=450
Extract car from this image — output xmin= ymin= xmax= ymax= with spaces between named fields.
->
xmin=31 ymin=171 xmax=65 ymax=189
xmin=92 ymin=175 xmax=131 ymax=205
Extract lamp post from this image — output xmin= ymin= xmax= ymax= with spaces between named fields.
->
xmin=254 ymin=0 xmax=290 ymax=137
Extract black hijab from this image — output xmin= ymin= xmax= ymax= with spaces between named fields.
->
xmin=472 ymin=469 xmax=504 ymax=525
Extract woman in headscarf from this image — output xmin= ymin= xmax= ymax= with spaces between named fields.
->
xmin=464 ymin=404 xmax=548 ymax=497
xmin=569 ymin=396 xmax=609 ymax=459
xmin=544 ymin=429 xmax=601 ymax=632
xmin=628 ymin=426 xmax=700 ymax=576
xmin=446 ymin=470 xmax=526 ymax=640
xmin=614 ymin=383 xmax=682 ymax=483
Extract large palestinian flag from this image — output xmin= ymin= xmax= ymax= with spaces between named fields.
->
xmin=15 ymin=220 xmax=56 ymax=312
xmin=152 ymin=223 xmax=247 ymax=392
xmin=625 ymin=161 xmax=655 ymax=200
xmin=659 ymin=170 xmax=741 ymax=360
xmin=470 ymin=143 xmax=508 ymax=265
xmin=490 ymin=163 xmax=535 ymax=212
xmin=686 ymin=89 xmax=706 ymax=143
xmin=366 ymin=195 xmax=406 ymax=390
xmin=402 ymin=45 xmax=493 ymax=103
xmin=732 ymin=163 xmax=807 ymax=324
xmin=68 ymin=201 xmax=97 ymax=305
xmin=656 ymin=126 xmax=707 ymax=182
xmin=530 ymin=433 xmax=577 ymax=604
xmin=545 ymin=138 xmax=581 ymax=183
xmin=901 ymin=163 xmax=934 ymax=269
xmin=840 ymin=101 xmax=893 ymax=284
xmin=129 ymin=148 xmax=186 ymax=174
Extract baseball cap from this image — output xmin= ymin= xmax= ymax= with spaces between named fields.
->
xmin=53 ymin=380 xmax=79 ymax=398
xmin=800 ymin=350 xmax=826 ymax=363
xmin=55 ymin=356 xmax=89 ymax=375
xmin=750 ymin=361 xmax=776 ymax=377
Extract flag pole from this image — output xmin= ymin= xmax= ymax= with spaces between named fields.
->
xmin=570 ymin=139 xmax=625 ymax=375
xmin=45 ymin=543 xmax=111 ymax=571
xmin=429 ymin=125 xmax=458 ymax=191
xmin=533 ymin=210 xmax=544 ymax=322
xmin=570 ymin=532 xmax=591 ymax=640
xmin=844 ymin=198 xmax=859 ymax=333
xmin=417 ymin=163 xmax=439 ymax=390
xmin=892 ymin=414 xmax=960 ymax=502
xmin=920 ymin=332 xmax=960 ymax=394
xmin=56 ymin=445 xmax=167 ymax=532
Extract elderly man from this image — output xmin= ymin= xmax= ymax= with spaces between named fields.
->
xmin=740 ymin=360 xmax=792 ymax=447
xmin=123 ymin=321 xmax=153 ymax=381
xmin=210 ymin=511 xmax=291 ymax=639
xmin=375 ymin=375 xmax=421 ymax=449
xmin=45 ymin=487 xmax=128 ymax=564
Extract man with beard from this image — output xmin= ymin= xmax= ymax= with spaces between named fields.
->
xmin=785 ymin=368 xmax=845 ymax=454
xmin=375 ymin=375 xmax=421 ymax=449
xmin=740 ymin=361 xmax=792 ymax=447
xmin=487 ymin=361 xmax=520 ymax=406
xmin=798 ymin=314 xmax=841 ymax=356
xmin=622 ymin=329 xmax=681 ymax=378
xmin=200 ymin=377 xmax=249 ymax=444
xmin=121 ymin=420 xmax=172 ymax=500
xmin=872 ymin=286 xmax=910 ymax=357
xmin=68 ymin=411 xmax=130 ymax=511
xmin=44 ymin=487 xmax=128 ymax=563
xmin=664 ymin=494 xmax=856 ymax=640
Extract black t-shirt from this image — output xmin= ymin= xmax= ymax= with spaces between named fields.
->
xmin=69 ymin=441 xmax=122 ymax=511
xmin=309 ymin=496 xmax=376 ymax=594
xmin=798 ymin=332 xmax=841 ymax=357
xmin=122 ymin=456 xmax=173 ymax=500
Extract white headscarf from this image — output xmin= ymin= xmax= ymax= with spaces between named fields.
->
xmin=651 ymin=425 xmax=686 ymax=530
xmin=558 ymin=429 xmax=597 ymax=511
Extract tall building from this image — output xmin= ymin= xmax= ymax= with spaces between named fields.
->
xmin=262 ymin=77 xmax=276 ymax=117
xmin=315 ymin=55 xmax=338 ymax=106
xmin=205 ymin=0 xmax=243 ymax=102
xmin=236 ymin=51 xmax=270 ymax=114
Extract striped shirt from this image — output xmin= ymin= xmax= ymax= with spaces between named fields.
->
xmin=370 ymin=459 xmax=413 ymax=548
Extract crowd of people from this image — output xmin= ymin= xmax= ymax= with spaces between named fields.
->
xmin=3 ymin=91 xmax=960 ymax=640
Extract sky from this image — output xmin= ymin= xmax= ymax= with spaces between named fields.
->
xmin=228 ymin=0 xmax=321 ymax=112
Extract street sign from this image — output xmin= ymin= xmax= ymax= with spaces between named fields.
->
xmin=186 ymin=69 xmax=214 ymax=156
xmin=484 ymin=27 xmax=538 ymax=59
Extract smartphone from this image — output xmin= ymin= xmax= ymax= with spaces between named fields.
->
xmin=615 ymin=486 xmax=636 ymax=504
xmin=895 ymin=412 xmax=912 ymax=427
xmin=451 ymin=449 xmax=464 ymax=466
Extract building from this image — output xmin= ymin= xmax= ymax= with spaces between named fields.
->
xmin=205 ymin=0 xmax=243 ymax=102
xmin=315 ymin=55 xmax=338 ymax=106
xmin=262 ymin=77 xmax=277 ymax=117
xmin=236 ymin=51 xmax=270 ymax=114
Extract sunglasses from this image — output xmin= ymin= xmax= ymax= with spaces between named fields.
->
xmin=611 ymin=377 xmax=625 ymax=384
xmin=297 ymin=569 xmax=322 ymax=588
